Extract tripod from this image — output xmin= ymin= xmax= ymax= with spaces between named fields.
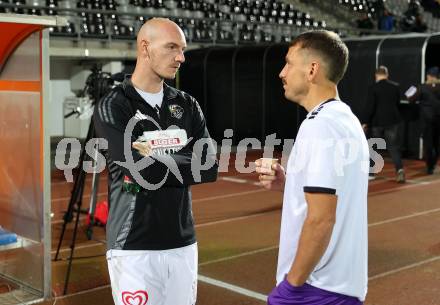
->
xmin=53 ymin=119 xmax=103 ymax=295
xmin=53 ymin=65 xmax=113 ymax=295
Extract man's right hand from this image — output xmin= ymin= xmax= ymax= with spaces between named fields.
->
xmin=255 ymin=159 xmax=286 ymax=192
xmin=132 ymin=141 xmax=153 ymax=157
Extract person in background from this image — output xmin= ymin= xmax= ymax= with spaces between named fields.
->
xmin=363 ymin=66 xmax=405 ymax=183
xmin=407 ymin=66 xmax=440 ymax=174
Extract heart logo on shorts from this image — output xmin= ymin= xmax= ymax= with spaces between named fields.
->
xmin=121 ymin=290 xmax=149 ymax=305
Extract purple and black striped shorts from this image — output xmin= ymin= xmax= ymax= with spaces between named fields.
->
xmin=267 ymin=279 xmax=363 ymax=305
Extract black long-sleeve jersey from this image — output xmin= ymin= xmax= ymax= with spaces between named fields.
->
xmin=363 ymin=79 xmax=402 ymax=127
xmin=93 ymin=77 xmax=218 ymax=250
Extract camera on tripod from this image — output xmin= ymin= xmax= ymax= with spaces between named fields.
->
xmin=83 ymin=65 xmax=114 ymax=102
xmin=64 ymin=65 xmax=114 ymax=135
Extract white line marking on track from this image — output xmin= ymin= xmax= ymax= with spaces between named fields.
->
xmin=195 ymin=210 xmax=279 ymax=228
xmin=369 ymin=255 xmax=440 ymax=281
xmin=50 ymin=254 xmax=440 ymax=302
xmin=54 ymin=284 xmax=111 ymax=300
xmin=51 ymin=241 xmax=106 ymax=255
xmin=52 ymin=192 xmax=107 ymax=203
xmin=48 ymin=173 xmax=440 ymax=301
xmin=369 ymin=207 xmax=440 ymax=227
xmin=51 ymin=176 xmax=108 ymax=186
xmin=369 ymin=178 xmax=440 ymax=196
xmin=198 ymin=275 xmax=267 ymax=302
xmin=373 ymin=176 xmax=430 ymax=185
xmin=54 ymin=275 xmax=268 ymax=302
xmin=199 ymin=246 xmax=279 ymax=266
xmin=220 ymin=177 xmax=249 ymax=183
xmin=51 ymin=185 xmax=264 ymax=204
xmin=194 ymin=178 xmax=440 ymax=228
xmin=199 ymin=255 xmax=440 ymax=302
xmin=198 ymin=207 xmax=440 ymax=266
xmin=219 ymin=176 xmax=261 ymax=186
xmin=375 ymin=162 xmax=425 ymax=174
xmin=51 ymin=216 xmax=87 ymax=225
xmin=193 ymin=189 xmax=267 ymax=203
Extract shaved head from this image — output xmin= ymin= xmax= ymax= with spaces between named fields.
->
xmin=137 ymin=18 xmax=185 ymax=47
xmin=132 ymin=18 xmax=187 ymax=90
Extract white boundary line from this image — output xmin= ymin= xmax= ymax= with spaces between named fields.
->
xmin=369 ymin=255 xmax=440 ymax=281
xmin=199 ymin=246 xmax=279 ymax=266
xmin=51 ymin=216 xmax=87 ymax=225
xmin=50 ymin=176 xmax=440 ymax=254
xmin=49 ymin=172 xmax=440 ymax=302
xmin=198 ymin=254 xmax=440 ymax=302
xmin=53 ymin=284 xmax=111 ymax=300
xmin=50 ymin=242 xmax=105 ymax=255
xmin=50 ymin=184 xmax=264 ymax=204
xmin=369 ymin=178 xmax=440 ymax=197
xmin=51 ymin=193 xmax=107 ymax=203
xmin=52 ymin=204 xmax=440 ymax=262
xmin=197 ymin=207 xmax=440 ymax=267
xmin=198 ymin=275 xmax=267 ymax=302
xmin=369 ymin=208 xmax=440 ymax=227
xmin=193 ymin=189 xmax=268 ymax=203
xmin=49 ymin=254 xmax=440 ymax=303
xmin=219 ymin=176 xmax=261 ymax=186
xmin=51 ymin=275 xmax=267 ymax=302
xmin=195 ymin=210 xmax=278 ymax=228
xmin=50 ymin=189 xmax=270 ymax=223
xmin=373 ymin=176 xmax=431 ymax=185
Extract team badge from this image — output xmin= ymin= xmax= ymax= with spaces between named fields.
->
xmin=169 ymin=104 xmax=184 ymax=119
xmin=121 ymin=290 xmax=148 ymax=305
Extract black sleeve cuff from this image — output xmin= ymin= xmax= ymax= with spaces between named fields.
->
xmin=303 ymin=186 xmax=336 ymax=194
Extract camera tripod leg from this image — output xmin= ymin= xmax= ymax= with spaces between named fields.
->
xmin=86 ymin=156 xmax=101 ymax=240
xmin=54 ymin=121 xmax=96 ymax=294
xmin=54 ymin=161 xmax=87 ymax=261
xmin=63 ymin=193 xmax=85 ymax=295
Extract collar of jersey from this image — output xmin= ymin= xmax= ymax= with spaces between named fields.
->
xmin=306 ymin=98 xmax=339 ymax=119
xmin=122 ymin=75 xmax=178 ymax=103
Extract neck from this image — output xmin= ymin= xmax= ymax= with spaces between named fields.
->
xmin=301 ymin=83 xmax=338 ymax=112
xmin=131 ymin=64 xmax=163 ymax=93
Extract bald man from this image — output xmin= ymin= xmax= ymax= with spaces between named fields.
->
xmin=94 ymin=18 xmax=218 ymax=305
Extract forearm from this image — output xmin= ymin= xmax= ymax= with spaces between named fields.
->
xmin=143 ymin=152 xmax=218 ymax=187
xmin=287 ymin=217 xmax=335 ymax=285
xmin=98 ymin=122 xmax=218 ymax=187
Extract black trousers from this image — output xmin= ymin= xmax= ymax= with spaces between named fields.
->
xmin=371 ymin=123 xmax=403 ymax=172
xmin=422 ymin=114 xmax=440 ymax=171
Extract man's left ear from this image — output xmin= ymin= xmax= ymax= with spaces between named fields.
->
xmin=309 ymin=62 xmax=319 ymax=80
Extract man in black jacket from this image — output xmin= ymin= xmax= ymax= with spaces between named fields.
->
xmin=407 ymin=66 xmax=440 ymax=174
xmin=363 ymin=66 xmax=405 ymax=183
xmin=94 ymin=18 xmax=218 ymax=305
